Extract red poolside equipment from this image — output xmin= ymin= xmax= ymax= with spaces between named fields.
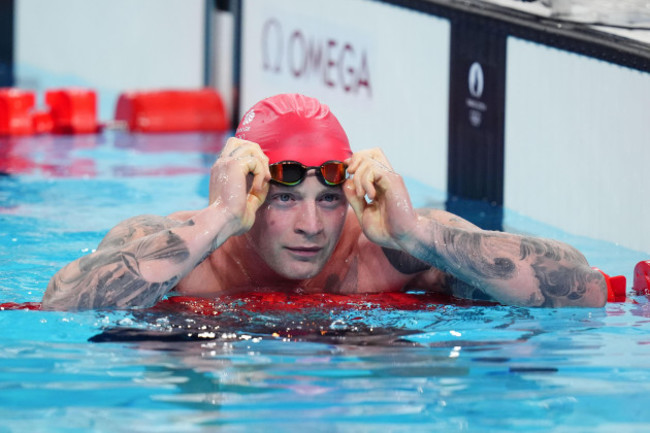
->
xmin=593 ymin=267 xmax=627 ymax=303
xmin=45 ymin=88 xmax=98 ymax=134
xmin=633 ymin=260 xmax=650 ymax=296
xmin=114 ymin=88 xmax=228 ymax=133
xmin=0 ymin=88 xmax=36 ymax=135
xmin=31 ymin=111 xmax=54 ymax=134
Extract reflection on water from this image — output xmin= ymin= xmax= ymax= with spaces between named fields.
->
xmin=3 ymin=288 xmax=650 ymax=431
xmin=5 ymin=300 xmax=650 ymax=431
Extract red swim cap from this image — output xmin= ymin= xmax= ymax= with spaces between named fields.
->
xmin=235 ymin=94 xmax=351 ymax=166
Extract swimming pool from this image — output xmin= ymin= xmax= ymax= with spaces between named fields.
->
xmin=1 ymin=131 xmax=649 ymax=432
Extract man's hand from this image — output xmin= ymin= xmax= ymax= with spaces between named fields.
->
xmin=344 ymin=148 xmax=419 ymax=250
xmin=209 ymin=137 xmax=271 ymax=237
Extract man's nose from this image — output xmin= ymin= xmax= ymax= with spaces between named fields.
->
xmin=294 ymin=201 xmax=324 ymax=236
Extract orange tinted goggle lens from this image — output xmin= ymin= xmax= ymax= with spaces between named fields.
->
xmin=269 ymin=161 xmax=347 ymax=186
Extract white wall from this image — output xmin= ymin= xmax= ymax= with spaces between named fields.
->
xmin=505 ymin=37 xmax=650 ymax=253
xmin=15 ymin=0 xmax=206 ymax=120
xmin=240 ymin=0 xmax=450 ymax=191
xmin=213 ymin=9 xmax=235 ymax=124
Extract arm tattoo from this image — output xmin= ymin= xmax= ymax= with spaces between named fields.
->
xmin=425 ymin=227 xmax=596 ymax=306
xmin=531 ymin=260 xmax=601 ymax=306
xmin=438 ymin=229 xmax=516 ymax=280
xmin=520 ymin=238 xmax=596 ymax=306
xmin=520 ymin=238 xmax=562 ymax=261
xmin=97 ymin=215 xmax=188 ymax=250
xmin=520 ymin=238 xmax=587 ymax=264
xmin=46 ymin=218 xmax=197 ymax=310
xmin=382 ymin=248 xmax=431 ymax=274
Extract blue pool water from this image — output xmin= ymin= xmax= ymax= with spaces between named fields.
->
xmin=1 ymin=132 xmax=650 ymax=432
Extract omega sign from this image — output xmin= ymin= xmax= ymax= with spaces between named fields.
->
xmin=261 ymin=18 xmax=372 ymax=96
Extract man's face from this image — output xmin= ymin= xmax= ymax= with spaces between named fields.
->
xmin=246 ymin=173 xmax=348 ymax=280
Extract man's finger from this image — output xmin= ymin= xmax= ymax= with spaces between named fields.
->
xmin=355 ymin=159 xmax=388 ymax=200
xmin=352 ymin=162 xmax=372 ymax=199
xmin=221 ymin=137 xmax=266 ymax=160
xmin=363 ymin=168 xmax=383 ymax=201
xmin=247 ymin=180 xmax=269 ymax=213
xmin=343 ymin=181 xmax=366 ymax=223
xmin=345 ymin=154 xmax=361 ymax=174
xmin=248 ymin=156 xmax=271 ymax=195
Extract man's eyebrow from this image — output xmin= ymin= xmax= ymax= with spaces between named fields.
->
xmin=269 ymin=184 xmax=294 ymax=191
xmin=269 ymin=185 xmax=302 ymax=196
xmin=319 ymin=186 xmax=343 ymax=193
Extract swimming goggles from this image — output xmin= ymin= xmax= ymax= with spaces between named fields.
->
xmin=269 ymin=160 xmax=347 ymax=186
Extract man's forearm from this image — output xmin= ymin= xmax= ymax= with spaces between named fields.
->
xmin=42 ymin=206 xmax=235 ymax=310
xmin=401 ymin=217 xmax=607 ymax=307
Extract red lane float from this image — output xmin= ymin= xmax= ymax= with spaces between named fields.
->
xmin=46 ymin=88 xmax=98 ymax=134
xmin=0 ymin=302 xmax=41 ymax=311
xmin=153 ymin=292 xmax=490 ymax=315
xmin=1 ymin=272 xmax=635 ymax=313
xmin=0 ymin=87 xmax=98 ymax=135
xmin=593 ymin=267 xmax=627 ymax=303
xmin=0 ymin=292 xmax=465 ymax=313
xmin=633 ymin=261 xmax=650 ymax=296
xmin=0 ymin=88 xmax=36 ymax=135
xmin=114 ymin=88 xmax=228 ymax=133
xmin=31 ymin=111 xmax=55 ymax=134
xmin=1 ymin=87 xmax=229 ymax=135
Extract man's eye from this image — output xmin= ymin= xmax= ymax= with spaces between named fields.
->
xmin=320 ymin=194 xmax=340 ymax=203
xmin=274 ymin=193 xmax=293 ymax=202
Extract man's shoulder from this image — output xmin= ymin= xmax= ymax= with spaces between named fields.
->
xmin=342 ymin=211 xmax=429 ymax=273
xmin=344 ymin=209 xmax=449 ymax=292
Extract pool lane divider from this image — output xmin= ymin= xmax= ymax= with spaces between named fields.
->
xmin=0 ymin=301 xmax=41 ymax=311
xmin=0 ymin=87 xmax=228 ymax=136
xmin=593 ymin=268 xmax=627 ymax=303
xmin=153 ymin=292 xmax=493 ymax=314
xmin=633 ymin=261 xmax=650 ymax=297
xmin=114 ymin=89 xmax=228 ymax=133
xmin=0 ymin=272 xmax=640 ymax=313
xmin=0 ymin=88 xmax=99 ymax=135
xmin=0 ymin=292 xmax=494 ymax=312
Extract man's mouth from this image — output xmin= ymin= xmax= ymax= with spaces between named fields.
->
xmin=285 ymin=246 xmax=322 ymax=259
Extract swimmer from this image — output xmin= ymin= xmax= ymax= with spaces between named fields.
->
xmin=42 ymin=93 xmax=607 ymax=310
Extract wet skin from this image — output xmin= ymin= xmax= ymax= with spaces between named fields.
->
xmin=244 ymin=174 xmax=348 ymax=280
xmin=42 ymin=139 xmax=608 ymax=310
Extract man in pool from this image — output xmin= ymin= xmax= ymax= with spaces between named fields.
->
xmin=42 ymin=93 xmax=607 ymax=310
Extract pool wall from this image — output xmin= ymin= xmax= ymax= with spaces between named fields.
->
xmin=0 ymin=0 xmax=13 ymax=87
xmin=234 ymin=0 xmax=650 ymax=254
xmin=10 ymin=0 xmax=650 ymax=254
xmin=13 ymin=0 xmax=208 ymax=120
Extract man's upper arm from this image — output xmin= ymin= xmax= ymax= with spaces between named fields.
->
xmin=97 ymin=214 xmax=183 ymax=250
